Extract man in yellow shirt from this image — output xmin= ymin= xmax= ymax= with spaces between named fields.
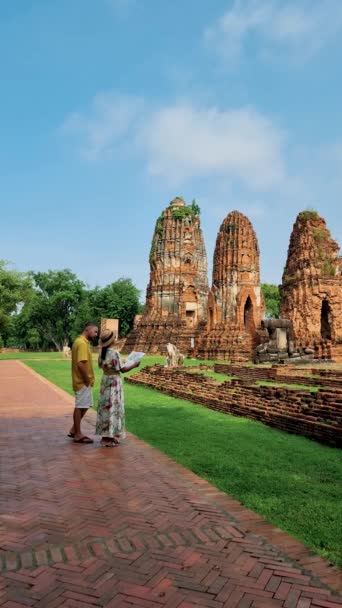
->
xmin=69 ymin=321 xmax=99 ymax=443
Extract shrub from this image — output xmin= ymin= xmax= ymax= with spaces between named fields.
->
xmin=313 ymin=227 xmax=328 ymax=241
xmin=171 ymin=201 xmax=201 ymax=222
xmin=298 ymin=209 xmax=319 ymax=222
xmin=321 ymin=262 xmax=336 ymax=276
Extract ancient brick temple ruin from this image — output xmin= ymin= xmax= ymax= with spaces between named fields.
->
xmin=122 ymin=197 xmax=209 ymax=354
xmin=196 ymin=211 xmax=264 ymax=362
xmin=280 ymin=210 xmax=342 ymax=361
xmin=124 ymin=202 xmax=342 ymax=362
xmin=127 ymin=363 xmax=342 ymax=447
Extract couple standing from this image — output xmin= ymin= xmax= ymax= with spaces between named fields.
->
xmin=70 ymin=321 xmax=139 ymax=446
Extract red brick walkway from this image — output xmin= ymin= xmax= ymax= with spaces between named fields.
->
xmin=0 ymin=360 xmax=341 ymax=608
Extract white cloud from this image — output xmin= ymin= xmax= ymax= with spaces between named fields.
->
xmin=205 ymin=0 xmax=342 ymax=65
xmin=141 ymin=104 xmax=285 ymax=189
xmin=61 ymin=93 xmax=143 ymax=161
xmin=61 ymin=93 xmax=286 ymax=191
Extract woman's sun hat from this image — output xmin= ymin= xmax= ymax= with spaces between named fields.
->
xmin=99 ymin=329 xmax=115 ymax=347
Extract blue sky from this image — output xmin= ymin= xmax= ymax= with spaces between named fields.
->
xmin=1 ymin=0 xmax=341 ymax=298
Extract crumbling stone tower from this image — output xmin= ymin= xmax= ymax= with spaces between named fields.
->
xmin=197 ymin=211 xmax=264 ymax=362
xmin=280 ymin=210 xmax=342 ymax=360
xmin=123 ymin=197 xmax=209 ymax=354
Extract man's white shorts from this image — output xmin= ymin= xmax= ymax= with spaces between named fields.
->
xmin=75 ymin=386 xmax=93 ymax=409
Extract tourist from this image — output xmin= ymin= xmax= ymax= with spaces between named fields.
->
xmin=96 ymin=329 xmax=140 ymax=447
xmin=69 ymin=321 xmax=99 ymax=444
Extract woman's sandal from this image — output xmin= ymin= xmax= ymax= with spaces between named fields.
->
xmin=101 ymin=439 xmax=116 ymax=447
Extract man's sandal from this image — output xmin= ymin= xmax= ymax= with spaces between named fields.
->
xmin=73 ymin=436 xmax=93 ymax=444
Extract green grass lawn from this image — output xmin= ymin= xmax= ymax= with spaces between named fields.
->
xmin=19 ymin=355 xmax=342 ymax=568
xmin=0 ymin=351 xmax=63 ymax=360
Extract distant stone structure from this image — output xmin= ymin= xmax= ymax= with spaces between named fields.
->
xmin=280 ymin=211 xmax=342 ymax=361
xmin=123 ymin=198 xmax=209 ymax=354
xmin=165 ymin=343 xmax=185 ymax=368
xmin=254 ymin=319 xmax=315 ymax=363
xmin=123 ymin=203 xmax=342 ymax=363
xmin=62 ymin=345 xmax=71 ymax=358
xmin=197 ymin=211 xmax=265 ymax=362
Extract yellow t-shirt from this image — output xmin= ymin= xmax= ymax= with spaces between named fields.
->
xmin=71 ymin=335 xmax=95 ymax=392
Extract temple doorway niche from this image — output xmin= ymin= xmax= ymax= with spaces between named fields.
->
xmin=186 ymin=310 xmax=195 ymax=327
xmin=244 ymin=296 xmax=255 ymax=332
xmin=185 ymin=302 xmax=197 ymax=328
xmin=320 ymin=299 xmax=332 ymax=340
xmin=208 ymin=308 xmax=214 ymax=331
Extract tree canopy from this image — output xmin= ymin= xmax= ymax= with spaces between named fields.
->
xmin=261 ymin=283 xmax=281 ymax=318
xmin=1 ymin=264 xmax=141 ymax=350
xmin=15 ymin=269 xmax=87 ymax=351
xmin=0 ymin=260 xmax=33 ymax=345
xmin=86 ymin=278 xmax=141 ymax=338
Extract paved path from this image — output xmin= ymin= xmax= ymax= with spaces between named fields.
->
xmin=0 ymin=360 xmax=341 ymax=608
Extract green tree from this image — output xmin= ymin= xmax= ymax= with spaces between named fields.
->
xmin=0 ymin=260 xmax=32 ymax=344
xmin=16 ymin=269 xmax=87 ymax=351
xmin=191 ymin=199 xmax=201 ymax=216
xmin=6 ymin=268 xmax=141 ymax=350
xmin=261 ymin=283 xmax=281 ymax=318
xmin=88 ymin=278 xmax=141 ymax=337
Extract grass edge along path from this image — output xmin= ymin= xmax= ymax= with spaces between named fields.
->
xmin=17 ymin=357 xmax=342 ymax=568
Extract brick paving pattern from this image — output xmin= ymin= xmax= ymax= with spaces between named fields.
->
xmin=0 ymin=360 xmax=341 ymax=608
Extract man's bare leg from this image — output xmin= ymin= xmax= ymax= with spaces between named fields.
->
xmin=69 ymin=409 xmax=87 ymax=436
xmin=72 ymin=408 xmax=88 ymax=440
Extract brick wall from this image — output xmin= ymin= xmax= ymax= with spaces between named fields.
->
xmin=126 ymin=366 xmax=342 ymax=447
xmin=214 ymin=363 xmax=342 ymax=389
